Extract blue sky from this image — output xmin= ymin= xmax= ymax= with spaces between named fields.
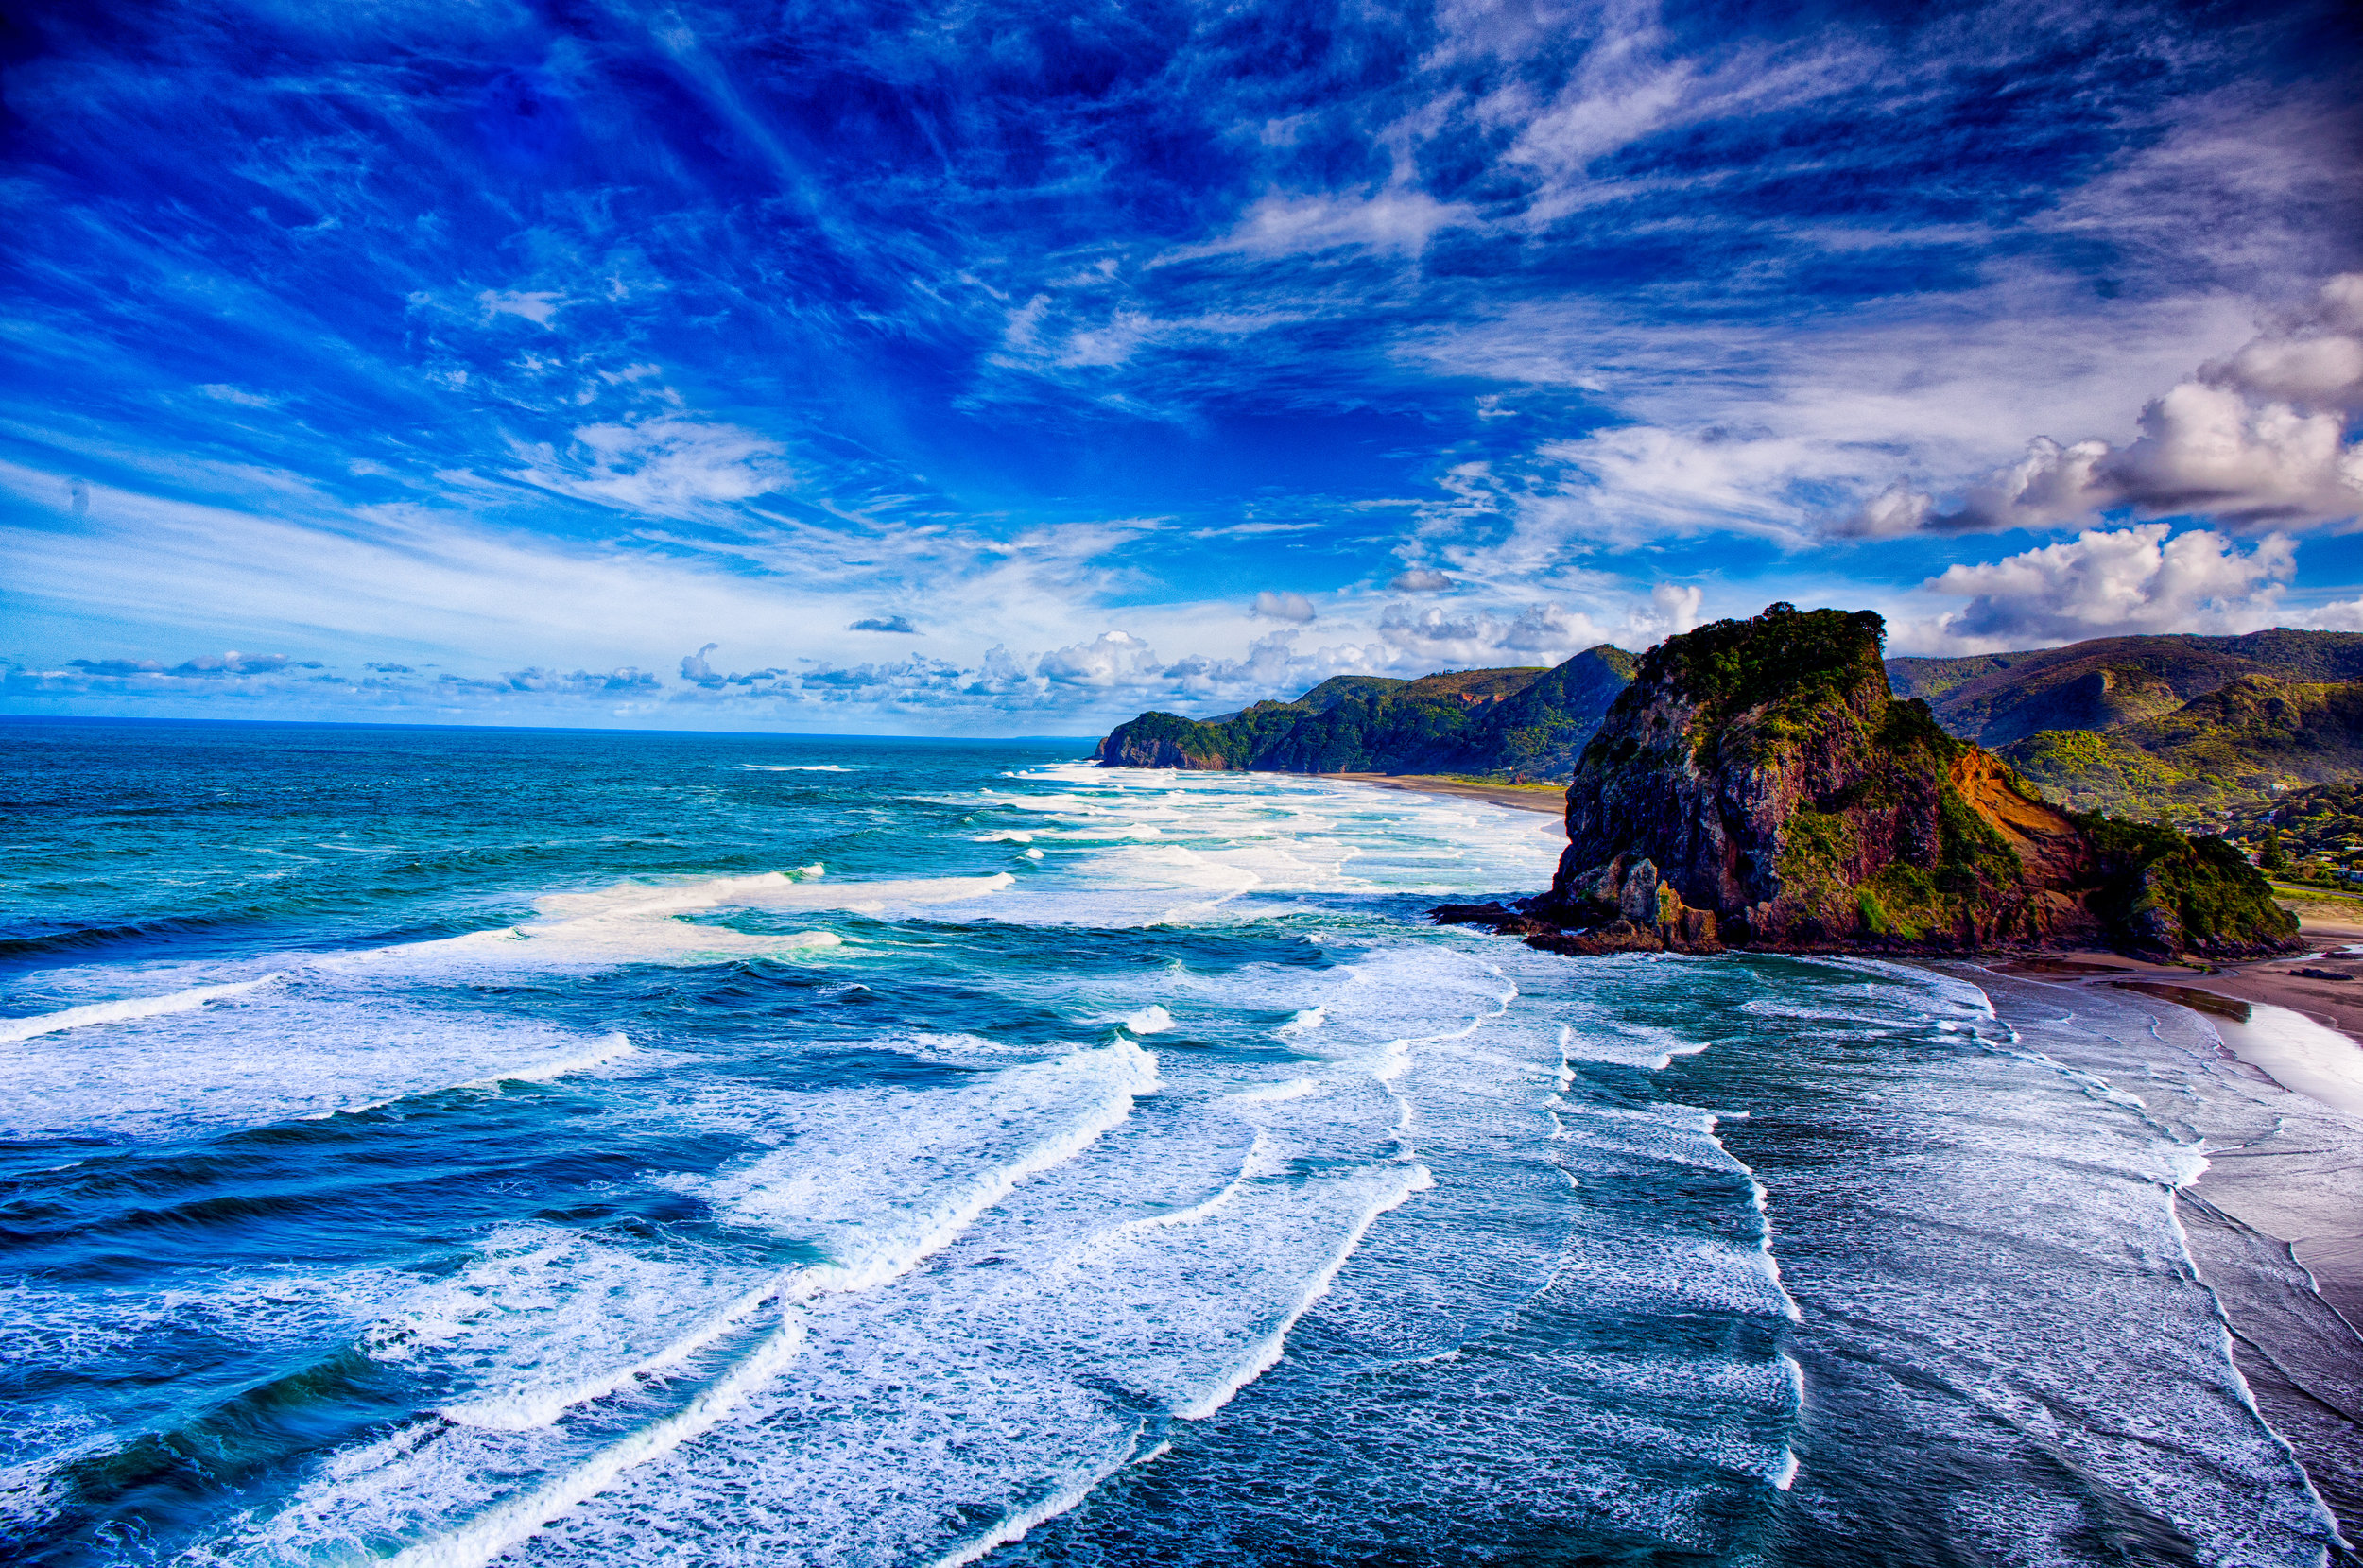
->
xmin=2 ymin=0 xmax=2360 ymax=732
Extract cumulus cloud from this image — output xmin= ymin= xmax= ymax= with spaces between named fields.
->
xmin=65 ymin=651 xmax=323 ymax=679
xmin=2200 ymin=273 xmax=2363 ymax=412
xmin=1926 ymin=274 xmax=2363 ymax=533
xmin=678 ymin=643 xmax=792 ymax=690
xmin=446 ymin=666 xmax=661 ymax=694
xmin=1916 ymin=523 xmax=2295 ymax=647
xmin=848 ymin=615 xmax=918 ymax=633
xmin=1250 ymin=590 xmax=1318 ymax=623
xmin=1624 ymin=584 xmax=1706 ymax=644
xmin=1377 ymin=601 xmax=1612 ymax=664
xmin=1388 ymin=568 xmax=1454 ymax=592
xmin=1036 ymin=630 xmax=1166 ymax=687
xmin=1834 ymin=483 xmax=1936 ymax=540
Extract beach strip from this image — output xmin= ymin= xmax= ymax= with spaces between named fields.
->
xmin=1330 ymin=772 xmax=1566 ymax=818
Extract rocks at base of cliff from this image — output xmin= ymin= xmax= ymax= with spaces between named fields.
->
xmin=1431 ymin=867 xmax=1723 ymax=957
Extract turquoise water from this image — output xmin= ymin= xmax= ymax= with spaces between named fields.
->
xmin=0 ymin=719 xmax=2345 ymax=1567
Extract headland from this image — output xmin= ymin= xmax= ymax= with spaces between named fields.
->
xmin=1432 ymin=603 xmax=2299 ymax=964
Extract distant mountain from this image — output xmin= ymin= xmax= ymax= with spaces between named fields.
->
xmin=1997 ymin=675 xmax=2363 ymax=823
xmin=1093 ymin=646 xmax=1637 ymax=779
xmin=1883 ymin=629 xmax=2363 ymax=829
xmin=1886 ymin=629 xmax=2363 ymax=746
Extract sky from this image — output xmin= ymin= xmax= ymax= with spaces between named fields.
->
xmin=2 ymin=0 xmax=2360 ymax=734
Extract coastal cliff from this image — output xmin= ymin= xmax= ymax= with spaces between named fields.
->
xmin=1442 ymin=604 xmax=2300 ymax=962
xmin=1093 ymin=646 xmax=1635 ymax=779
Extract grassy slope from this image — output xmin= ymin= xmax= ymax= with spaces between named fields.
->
xmin=2000 ymin=675 xmax=2363 ymax=827
xmin=1883 ymin=629 xmax=2363 ymax=832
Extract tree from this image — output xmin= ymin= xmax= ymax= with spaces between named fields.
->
xmin=2260 ymin=827 xmax=2290 ymax=875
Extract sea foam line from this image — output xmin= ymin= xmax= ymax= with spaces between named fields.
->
xmin=439 ymin=1266 xmax=773 ymax=1433
xmin=0 ymin=973 xmax=287 ymax=1043
xmin=1700 ymin=1113 xmax=1803 ymax=1325
xmin=388 ymin=1042 xmax=1162 ymax=1567
xmin=385 ymin=1307 xmax=809 ymax=1568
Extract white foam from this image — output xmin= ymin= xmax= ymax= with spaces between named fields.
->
xmin=1120 ymin=1004 xmax=1175 ymax=1035
xmin=380 ymin=1307 xmax=809 ymax=1568
xmin=285 ymin=1043 xmax=1164 ymax=1568
xmin=466 ymin=1032 xmax=635 ymax=1089
xmin=708 ymin=1041 xmax=1162 ymax=1292
xmin=528 ymin=870 xmax=1007 ymax=922
xmin=0 ymin=973 xmax=285 ymax=1043
xmin=0 ymin=995 xmax=639 ymax=1141
xmin=918 ymin=1423 xmax=1155 ymax=1568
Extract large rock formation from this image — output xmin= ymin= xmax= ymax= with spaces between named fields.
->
xmin=1444 ymin=604 xmax=2301 ymax=961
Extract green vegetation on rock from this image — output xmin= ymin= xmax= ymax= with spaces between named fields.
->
xmin=1526 ymin=602 xmax=2300 ymax=960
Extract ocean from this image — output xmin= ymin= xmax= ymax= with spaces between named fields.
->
xmin=0 ymin=718 xmax=2350 ymax=1567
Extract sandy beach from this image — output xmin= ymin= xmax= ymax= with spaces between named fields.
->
xmin=1333 ymin=772 xmax=1568 ymax=819
xmin=1983 ymin=949 xmax=2363 ymax=1540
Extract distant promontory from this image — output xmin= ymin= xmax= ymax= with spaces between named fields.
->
xmin=1093 ymin=646 xmax=1636 ymax=780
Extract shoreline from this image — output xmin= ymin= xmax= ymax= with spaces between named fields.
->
xmin=1975 ymin=957 xmax=2363 ymax=1543
xmin=1330 ymin=772 xmax=1566 ymax=818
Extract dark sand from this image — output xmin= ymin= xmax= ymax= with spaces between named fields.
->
xmin=1332 ymin=773 xmax=1567 ymax=821
xmin=1984 ymin=956 xmax=2363 ymax=1543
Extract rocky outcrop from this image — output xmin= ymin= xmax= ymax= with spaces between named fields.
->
xmin=1091 ymin=712 xmax=1229 ymax=769
xmin=1441 ymin=604 xmax=2301 ymax=961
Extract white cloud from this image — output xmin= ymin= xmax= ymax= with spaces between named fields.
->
xmin=1188 ymin=189 xmax=1472 ymax=259
xmin=1927 ymin=274 xmax=2363 ymax=534
xmin=1624 ymin=583 xmax=1704 ymax=644
xmin=1250 ymin=590 xmax=1318 ymax=623
xmin=1036 ymin=630 xmax=1165 ymax=687
xmin=508 ymin=418 xmax=791 ymax=517
xmin=1910 ymin=524 xmax=2296 ymax=649
xmin=1835 ymin=482 xmax=1935 ymax=540
xmin=478 ymin=289 xmax=565 ymax=327
xmin=2204 ymin=330 xmax=2363 ymax=411
xmin=2106 ymin=381 xmax=2361 ymax=522
xmin=1376 ymin=601 xmax=1611 ymax=665
xmin=1388 ymin=567 xmax=1453 ymax=591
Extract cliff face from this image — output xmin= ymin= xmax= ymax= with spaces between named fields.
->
xmin=1092 ymin=646 xmax=1637 ymax=780
xmin=1509 ymin=604 xmax=2297 ymax=961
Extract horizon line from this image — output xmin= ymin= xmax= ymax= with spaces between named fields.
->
xmin=0 ymin=713 xmax=1102 ymax=744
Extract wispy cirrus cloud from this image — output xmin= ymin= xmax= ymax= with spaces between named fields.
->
xmin=1 ymin=0 xmax=2357 ymax=726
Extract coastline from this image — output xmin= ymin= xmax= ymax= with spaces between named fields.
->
xmin=1976 ymin=955 xmax=2363 ymax=1543
xmin=1330 ymin=772 xmax=1567 ymax=818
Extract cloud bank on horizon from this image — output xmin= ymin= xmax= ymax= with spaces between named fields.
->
xmin=1 ymin=0 xmax=2359 ymax=732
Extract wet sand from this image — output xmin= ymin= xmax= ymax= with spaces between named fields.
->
xmin=1992 ymin=948 xmax=2363 ymax=1320
xmin=1333 ymin=773 xmax=1567 ymax=821
xmin=1977 ymin=962 xmax=2363 ymax=1543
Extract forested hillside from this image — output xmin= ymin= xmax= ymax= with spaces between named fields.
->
xmin=1095 ymin=646 xmax=1636 ymax=779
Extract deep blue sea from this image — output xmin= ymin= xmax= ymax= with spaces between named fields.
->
xmin=0 ymin=720 xmax=2348 ymax=1567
